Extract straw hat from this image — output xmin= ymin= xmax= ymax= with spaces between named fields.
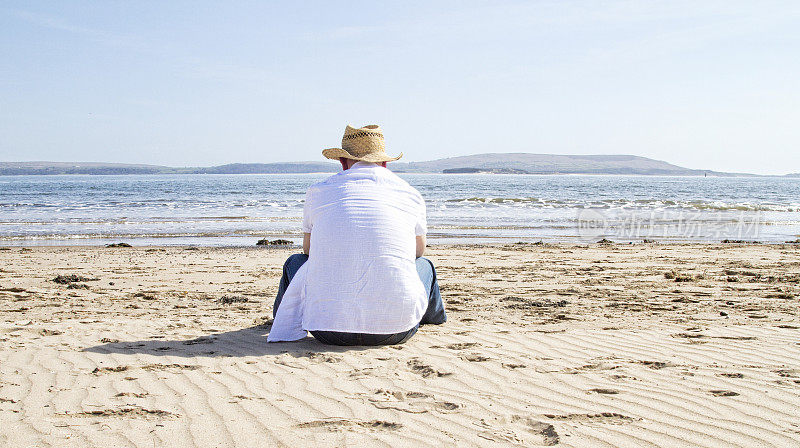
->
xmin=322 ymin=124 xmax=403 ymax=162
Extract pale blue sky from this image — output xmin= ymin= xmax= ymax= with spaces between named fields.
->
xmin=1 ymin=1 xmax=798 ymax=174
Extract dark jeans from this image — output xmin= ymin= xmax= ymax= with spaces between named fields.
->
xmin=273 ymin=254 xmax=446 ymax=346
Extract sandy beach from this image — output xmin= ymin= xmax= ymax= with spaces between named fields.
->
xmin=1 ymin=243 xmax=799 ymax=447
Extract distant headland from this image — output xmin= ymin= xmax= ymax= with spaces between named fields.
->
xmin=0 ymin=154 xmax=788 ymax=176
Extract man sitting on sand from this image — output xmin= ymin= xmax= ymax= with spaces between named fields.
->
xmin=267 ymin=125 xmax=447 ymax=346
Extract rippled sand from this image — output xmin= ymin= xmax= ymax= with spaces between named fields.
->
xmin=1 ymin=243 xmax=799 ymax=447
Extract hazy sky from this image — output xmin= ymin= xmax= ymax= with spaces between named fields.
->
xmin=1 ymin=1 xmax=799 ymax=174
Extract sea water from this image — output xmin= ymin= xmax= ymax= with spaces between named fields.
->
xmin=1 ymin=173 xmax=798 ymax=246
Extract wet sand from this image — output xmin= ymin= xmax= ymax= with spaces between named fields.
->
xmin=1 ymin=243 xmax=799 ymax=447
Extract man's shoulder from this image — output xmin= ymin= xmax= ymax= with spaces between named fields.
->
xmin=308 ymin=168 xmax=423 ymax=202
xmin=378 ymin=171 xmax=426 ymax=222
xmin=308 ymin=172 xmax=345 ymax=192
xmin=376 ymin=168 xmax=411 ymax=187
xmin=378 ymin=169 xmax=423 ymax=198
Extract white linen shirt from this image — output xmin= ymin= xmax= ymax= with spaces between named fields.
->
xmin=267 ymin=162 xmax=428 ymax=342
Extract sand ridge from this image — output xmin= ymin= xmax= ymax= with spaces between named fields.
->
xmin=1 ymin=243 xmax=799 ymax=447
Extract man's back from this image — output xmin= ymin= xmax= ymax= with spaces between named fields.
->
xmin=301 ymin=162 xmax=428 ymax=333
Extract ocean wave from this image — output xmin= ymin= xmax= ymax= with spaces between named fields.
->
xmin=430 ymin=224 xmax=574 ymax=230
xmin=0 ymin=230 xmax=304 ymax=241
xmin=443 ymin=197 xmax=797 ymax=212
xmin=0 ymin=216 xmax=302 ymax=225
xmin=0 ymin=199 xmax=305 ymax=209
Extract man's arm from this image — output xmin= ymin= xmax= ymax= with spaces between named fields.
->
xmin=416 ymin=235 xmax=425 ymax=258
xmin=303 ymin=233 xmax=310 ymax=255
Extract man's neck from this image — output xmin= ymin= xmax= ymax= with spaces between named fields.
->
xmin=341 ymin=158 xmax=384 ymax=170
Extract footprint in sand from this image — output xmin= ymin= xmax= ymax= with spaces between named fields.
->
xmin=502 ymin=363 xmax=527 ymax=370
xmin=274 ymin=356 xmax=304 ymax=369
xmin=637 ymin=360 xmax=679 ymax=370
xmin=709 ymin=390 xmax=740 ymax=397
xmin=296 ymin=418 xmax=402 ymax=433
xmin=773 ymin=368 xmax=800 ymax=378
xmin=182 ymin=336 xmax=215 ymax=345
xmin=348 ymin=365 xmax=392 ymax=378
xmin=543 ymin=412 xmax=636 ymax=425
xmin=114 ymin=392 xmax=148 ymax=398
xmin=141 ymin=363 xmax=200 ymax=372
xmin=367 ymin=389 xmax=461 ymax=414
xmin=712 ymin=336 xmax=757 ymax=341
xmin=63 ymin=406 xmax=177 ymax=419
xmin=446 ymin=342 xmax=481 ymax=350
xmin=92 ymin=366 xmax=129 ymax=374
xmin=92 ymin=364 xmax=200 ymax=375
xmin=295 ymin=351 xmax=342 ymax=363
xmin=407 ymin=358 xmax=452 ymax=378
xmin=561 ymin=361 xmax=620 ymax=374
xmin=461 ymin=353 xmax=492 ymax=362
xmin=474 ymin=415 xmax=559 ymax=446
xmin=588 ymin=388 xmax=620 ymax=395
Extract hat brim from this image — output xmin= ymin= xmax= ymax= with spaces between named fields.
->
xmin=322 ymin=148 xmax=403 ymax=162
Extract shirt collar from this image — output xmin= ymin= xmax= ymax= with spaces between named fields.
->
xmin=350 ymin=161 xmax=379 ymax=169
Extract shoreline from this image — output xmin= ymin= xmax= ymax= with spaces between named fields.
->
xmin=1 ymin=172 xmax=783 ymax=177
xmin=1 ymin=240 xmax=798 ymax=249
